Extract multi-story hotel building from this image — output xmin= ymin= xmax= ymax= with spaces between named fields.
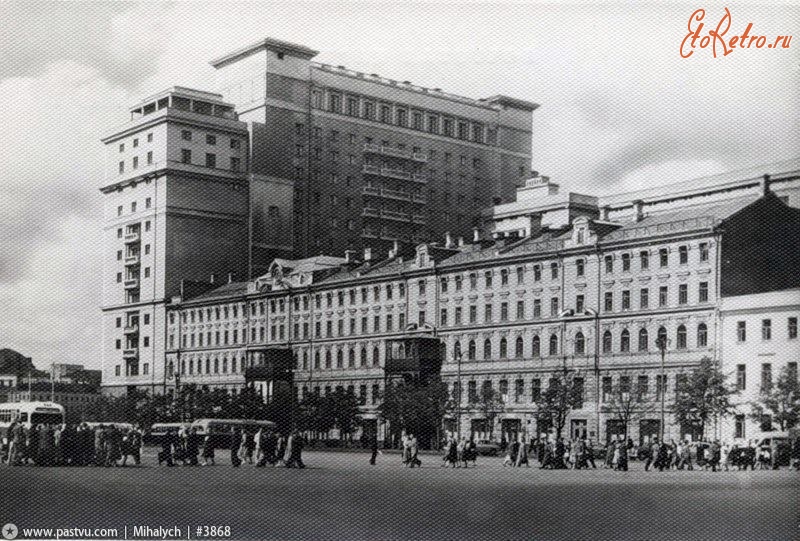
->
xmin=100 ymin=39 xmax=539 ymax=393
xmin=100 ymin=159 xmax=800 ymax=444
xmin=210 ymin=38 xmax=538 ymax=273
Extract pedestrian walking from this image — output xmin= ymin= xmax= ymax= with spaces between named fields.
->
xmin=408 ymin=434 xmax=421 ymax=468
xmin=230 ymin=427 xmax=243 ymax=467
xmin=201 ymin=434 xmax=215 ymax=466
xmin=515 ymin=438 xmax=530 ymax=468
xmin=369 ymin=433 xmax=379 ymax=466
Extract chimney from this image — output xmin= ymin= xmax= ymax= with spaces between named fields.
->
xmin=472 ymin=227 xmax=481 ymax=243
xmin=444 ymin=231 xmax=454 ymax=249
xmin=760 ymin=174 xmax=771 ymax=197
xmin=457 ymin=236 xmax=465 ymax=248
xmin=363 ymin=246 xmax=372 ymax=262
xmin=209 ymin=273 xmax=217 ymax=284
xmin=344 ymin=249 xmax=357 ymax=264
xmin=227 ymin=272 xmax=234 ymax=284
xmin=599 ymin=206 xmax=610 ymax=221
xmin=393 ymin=240 xmax=399 ymax=257
xmin=632 ymin=200 xmax=645 ymax=222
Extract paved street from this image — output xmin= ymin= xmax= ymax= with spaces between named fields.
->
xmin=1 ymin=450 xmax=798 ymax=541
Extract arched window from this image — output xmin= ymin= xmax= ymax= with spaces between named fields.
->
xmin=302 ymin=351 xmax=308 ymax=370
xmin=499 ymin=337 xmax=508 ymax=358
xmin=657 ymin=326 xmax=668 ymax=349
xmin=483 ymin=339 xmax=492 ymax=360
xmin=222 ymin=358 xmax=228 ymax=373
xmin=189 ymin=359 xmax=194 ymax=374
xmin=697 ymin=323 xmax=708 ymax=347
xmin=348 ymin=349 xmax=355 ymax=367
xmin=532 ymin=336 xmax=541 ymax=357
xmin=167 ymin=361 xmax=174 ymax=376
xmin=336 ymin=350 xmax=344 ymax=368
xmin=372 ymin=347 xmax=380 ymax=366
xmin=180 ymin=360 xmax=185 ymax=374
xmin=575 ymin=332 xmax=585 ymax=354
xmin=603 ymin=330 xmax=612 ymax=353
xmin=240 ymin=357 xmax=246 ymax=372
xmin=677 ymin=324 xmax=687 ymax=349
xmin=231 ymin=358 xmax=237 ymax=373
xmin=468 ymin=340 xmax=476 ymax=360
xmin=453 ymin=341 xmax=462 ymax=359
xmin=205 ymin=358 xmax=210 ymax=374
xmin=325 ymin=350 xmax=332 ymax=369
xmin=360 ymin=348 xmax=367 ymax=367
xmin=515 ymin=336 xmax=524 ymax=358
xmin=638 ymin=328 xmax=649 ymax=351
xmin=620 ymin=329 xmax=630 ymax=353
xmin=314 ymin=351 xmax=320 ymax=369
xmin=549 ymin=334 xmax=558 ymax=356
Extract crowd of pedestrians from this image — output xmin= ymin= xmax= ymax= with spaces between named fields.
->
xmin=3 ymin=422 xmax=142 ymax=467
xmin=442 ymin=435 xmax=478 ymax=468
xmin=156 ymin=426 xmax=305 ymax=469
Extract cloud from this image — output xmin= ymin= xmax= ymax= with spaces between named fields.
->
xmin=0 ymin=1 xmax=798 ymax=371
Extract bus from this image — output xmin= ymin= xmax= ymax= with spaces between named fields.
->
xmin=144 ymin=422 xmax=191 ymax=445
xmin=191 ymin=419 xmax=276 ymax=447
xmin=0 ymin=402 xmax=66 ymax=454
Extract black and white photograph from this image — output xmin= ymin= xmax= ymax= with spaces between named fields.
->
xmin=0 ymin=1 xmax=798 ymax=540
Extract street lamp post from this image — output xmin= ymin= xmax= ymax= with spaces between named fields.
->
xmin=454 ymin=349 xmax=462 ymax=439
xmin=656 ymin=336 xmax=669 ymax=442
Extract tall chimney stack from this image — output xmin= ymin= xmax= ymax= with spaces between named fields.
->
xmin=209 ymin=273 xmax=217 ymax=284
xmin=444 ymin=231 xmax=454 ymax=249
xmin=599 ymin=206 xmax=610 ymax=221
xmin=472 ymin=227 xmax=481 ymax=243
xmin=632 ymin=200 xmax=645 ymax=222
xmin=760 ymin=174 xmax=771 ymax=197
xmin=363 ymin=246 xmax=372 ymax=262
xmin=344 ymin=249 xmax=357 ymax=264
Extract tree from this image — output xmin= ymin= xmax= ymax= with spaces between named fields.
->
xmin=673 ymin=357 xmax=736 ymax=440
xmin=470 ymin=384 xmax=504 ymax=440
xmin=379 ymin=378 xmax=451 ymax=449
xmin=327 ymin=388 xmax=362 ymax=442
xmin=750 ymin=365 xmax=800 ymax=431
xmin=535 ymin=368 xmax=583 ymax=439
xmin=601 ymin=376 xmax=657 ymax=440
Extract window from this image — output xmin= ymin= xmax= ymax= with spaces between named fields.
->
xmin=532 ymin=336 xmax=541 ymax=357
xmin=440 ymin=277 xmax=448 ymax=294
xmin=699 ymin=282 xmax=709 ymax=303
xmin=676 ymin=325 xmax=687 ymax=349
xmin=500 ymin=269 xmax=509 ymax=286
xmin=206 ymin=134 xmax=216 ymax=145
xmin=605 ymin=255 xmax=613 ymax=274
xmin=440 ymin=308 xmax=448 ymax=327
xmin=181 ymin=149 xmax=191 ymax=164
xmin=622 ymin=290 xmax=631 ymax=310
xmin=500 ymin=303 xmax=508 ymax=321
xmin=761 ymin=363 xmax=772 ymax=393
xmin=132 ymin=156 xmax=138 ymax=169
xmin=515 ymin=336 xmax=524 ymax=358
xmin=516 ymin=266 xmax=524 ymax=284
xmin=575 ymin=295 xmax=584 ymax=314
xmin=604 ymin=292 xmax=613 ymax=312
xmin=549 ymin=334 xmax=558 ymax=356
xmin=485 ymin=271 xmax=493 ymax=288
xmin=699 ymin=242 xmax=709 ymax=262
xmin=602 ymin=330 xmax=612 ymax=353
xmin=576 ymin=259 xmax=585 ymax=277
xmin=638 ymin=328 xmax=649 ymax=351
xmin=205 ymin=153 xmax=216 ymax=168
xmin=483 ymin=339 xmax=492 ymax=360
xmin=418 ymin=280 xmax=426 ymax=296
xmin=230 ymin=138 xmax=241 ymax=149
xmin=790 ymin=317 xmax=798 ymax=339
xmin=737 ymin=321 xmax=746 ymax=342
xmin=640 ymin=251 xmax=650 ymax=270
xmin=531 ymin=379 xmax=541 ymax=402
xmin=640 ymin=288 xmax=649 ymax=309
xmin=620 ymin=329 xmax=630 ymax=353
xmin=678 ymin=284 xmax=688 ymax=305
xmin=484 ymin=304 xmax=492 ymax=323
xmin=659 ymin=248 xmax=669 ymax=267
xmin=735 ymin=414 xmax=746 ymax=439
xmin=499 ymin=338 xmax=507 ymax=358
xmin=533 ymin=299 xmax=541 ymax=319
xmin=736 ymin=364 xmax=746 ymax=390
xmin=659 ymin=286 xmax=668 ymax=307
xmin=146 ymin=151 xmax=153 ymax=165
xmin=118 ymin=161 xmax=124 ymax=174
xmin=697 ymin=323 xmax=708 ymax=347
xmin=622 ymin=253 xmax=631 ymax=271
xmin=181 ymin=130 xmax=191 ymax=141
xmin=230 ymin=157 xmax=241 ymax=172
xmin=550 ymin=262 xmax=559 ymax=279
xmin=550 ymin=297 xmax=559 ymax=316
xmin=762 ymin=319 xmax=772 ymax=340
xmin=575 ymin=332 xmax=585 ymax=354
xmin=679 ymin=245 xmax=688 ymax=264
xmin=533 ymin=265 xmax=541 ymax=282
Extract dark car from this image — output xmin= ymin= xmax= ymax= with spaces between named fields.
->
xmin=475 ymin=440 xmax=500 ymax=456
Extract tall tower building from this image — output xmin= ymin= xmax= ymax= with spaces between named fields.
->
xmin=100 ymin=87 xmax=250 ymax=395
xmin=210 ymin=38 xmax=539 ymax=275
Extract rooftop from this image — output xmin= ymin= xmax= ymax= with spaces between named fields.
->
xmin=210 ymin=37 xmax=320 ymax=68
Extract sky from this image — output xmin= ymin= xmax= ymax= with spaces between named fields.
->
xmin=0 ymin=1 xmax=798 ymax=371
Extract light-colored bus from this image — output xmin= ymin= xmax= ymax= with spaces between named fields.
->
xmin=0 ymin=402 xmax=66 ymax=443
xmin=82 ymin=422 xmax=135 ymax=432
xmin=144 ymin=422 xmax=191 ymax=444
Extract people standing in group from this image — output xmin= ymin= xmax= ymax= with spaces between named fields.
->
xmin=515 ymin=438 xmax=530 ymax=468
xmin=443 ymin=435 xmax=459 ymax=468
xmin=503 ymin=439 xmax=519 ymax=467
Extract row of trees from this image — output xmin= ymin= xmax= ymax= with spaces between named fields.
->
xmin=84 ymin=357 xmax=799 ymax=443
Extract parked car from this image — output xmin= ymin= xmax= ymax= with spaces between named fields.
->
xmin=475 ymin=440 xmax=500 ymax=456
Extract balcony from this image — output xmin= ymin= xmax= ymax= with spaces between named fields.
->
xmin=410 ymin=172 xmax=428 ymax=184
xmin=362 ymin=186 xmax=425 ymax=204
xmin=411 ymin=193 xmax=427 ymax=204
xmin=362 ymin=143 xmax=429 ymax=163
xmin=124 ymin=253 xmax=140 ymax=265
xmin=362 ymin=186 xmax=380 ymax=197
xmin=123 ymin=231 xmax=140 ymax=243
xmin=122 ymin=347 xmax=139 ymax=359
xmin=123 ymin=324 xmax=139 ymax=335
xmin=380 ymin=168 xmax=412 ymax=181
xmin=362 ymin=164 xmax=422 ymax=182
xmin=361 ymin=228 xmax=380 ymax=239
xmin=381 ymin=210 xmax=412 ymax=223
xmin=362 ymin=208 xmax=380 ymax=218
xmin=412 ymin=214 xmax=426 ymax=225
xmin=412 ymin=152 xmax=428 ymax=163
xmin=123 ymin=278 xmax=140 ymax=289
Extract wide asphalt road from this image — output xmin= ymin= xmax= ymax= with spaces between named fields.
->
xmin=1 ymin=450 xmax=798 ymax=541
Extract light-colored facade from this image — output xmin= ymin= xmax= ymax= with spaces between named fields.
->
xmin=154 ymin=165 xmax=800 ymax=445
xmin=100 ymin=87 xmax=251 ymax=395
xmin=719 ymin=289 xmax=800 ymax=441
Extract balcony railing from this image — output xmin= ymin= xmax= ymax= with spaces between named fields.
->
xmin=124 ymin=253 xmax=140 ymax=265
xmin=381 ymin=210 xmax=412 ymax=223
xmin=410 ymin=172 xmax=428 ymax=183
xmin=412 ymin=152 xmax=428 ymax=162
xmin=123 ymin=324 xmax=139 ymax=334
xmin=122 ymin=347 xmax=139 ymax=359
xmin=123 ymin=278 xmax=140 ymax=289
xmin=363 ymin=186 xmax=425 ymax=204
xmin=362 ymin=208 xmax=380 ymax=218
xmin=124 ymin=231 xmax=140 ymax=243
xmin=362 ymin=186 xmax=380 ymax=197
xmin=412 ymin=214 xmax=426 ymax=225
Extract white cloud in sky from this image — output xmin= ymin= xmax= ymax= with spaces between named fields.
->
xmin=0 ymin=1 xmax=797 ymax=370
